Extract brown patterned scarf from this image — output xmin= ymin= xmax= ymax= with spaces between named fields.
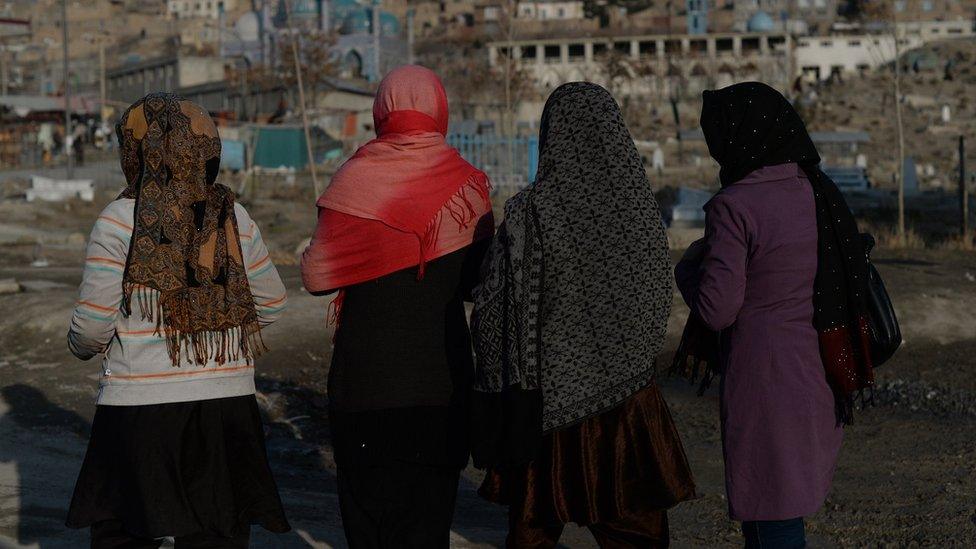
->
xmin=116 ymin=92 xmax=264 ymax=367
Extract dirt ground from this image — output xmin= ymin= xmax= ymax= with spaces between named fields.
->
xmin=1 ymin=188 xmax=975 ymax=548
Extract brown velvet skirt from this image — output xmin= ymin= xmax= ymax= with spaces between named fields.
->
xmin=479 ymin=383 xmax=696 ymax=527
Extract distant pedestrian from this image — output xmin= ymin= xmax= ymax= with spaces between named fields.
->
xmin=471 ymin=82 xmax=696 ymax=548
xmin=300 ymin=66 xmax=494 ymax=548
xmin=653 ymin=146 xmax=665 ymax=174
xmin=65 ymin=92 xmax=291 ymax=547
xmin=72 ymin=124 xmax=87 ymax=166
xmin=674 ymin=82 xmax=875 ymax=548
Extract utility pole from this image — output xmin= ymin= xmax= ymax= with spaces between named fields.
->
xmin=406 ymin=8 xmax=415 ymax=65
xmin=961 ymin=135 xmax=969 ymax=238
xmin=1 ymin=44 xmax=7 ymax=96
xmin=892 ymin=9 xmax=905 ymax=241
xmin=99 ymin=41 xmax=106 ymax=126
xmin=62 ymin=0 xmax=74 ymax=180
xmin=282 ymin=0 xmax=321 ymax=197
xmin=371 ymin=0 xmax=381 ymax=81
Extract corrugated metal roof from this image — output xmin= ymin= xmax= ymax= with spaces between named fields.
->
xmin=0 ymin=94 xmax=98 ymax=114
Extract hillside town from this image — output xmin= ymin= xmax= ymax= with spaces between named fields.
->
xmin=1 ymin=1 xmax=974 ymax=197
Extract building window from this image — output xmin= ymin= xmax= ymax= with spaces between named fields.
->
xmin=521 ymin=46 xmax=537 ymax=59
xmin=544 ymin=45 xmax=561 ymax=62
xmin=849 ymin=40 xmax=861 ymax=46
xmin=638 ymin=40 xmax=657 ymax=57
xmin=568 ymin=43 xmax=584 ymax=59
xmin=922 ymin=0 xmax=933 ymax=11
xmin=820 ymin=40 xmax=833 ymax=47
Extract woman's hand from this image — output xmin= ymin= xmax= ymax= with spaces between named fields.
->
xmin=681 ymin=238 xmax=707 ymax=265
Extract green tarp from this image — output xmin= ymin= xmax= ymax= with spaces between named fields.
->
xmin=252 ymin=126 xmax=343 ymax=169
xmin=253 ymin=127 xmax=308 ymax=169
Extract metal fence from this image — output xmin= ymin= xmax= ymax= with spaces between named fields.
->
xmin=447 ymin=134 xmax=539 ymax=192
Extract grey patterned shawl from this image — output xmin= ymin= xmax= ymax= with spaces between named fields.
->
xmin=471 ymin=82 xmax=673 ymax=445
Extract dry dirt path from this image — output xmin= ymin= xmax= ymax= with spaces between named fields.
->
xmin=2 ymin=250 xmax=975 ymax=548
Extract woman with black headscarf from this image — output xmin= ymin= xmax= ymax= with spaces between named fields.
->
xmin=471 ymin=82 xmax=696 ymax=547
xmin=674 ymin=82 xmax=875 ymax=547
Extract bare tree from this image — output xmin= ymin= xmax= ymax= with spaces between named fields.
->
xmin=274 ymin=31 xmax=338 ymax=108
xmin=597 ymin=47 xmax=635 ymax=100
xmin=862 ymin=1 xmax=907 ymax=240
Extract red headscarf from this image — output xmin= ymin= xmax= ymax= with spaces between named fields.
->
xmin=301 ymin=65 xmax=493 ymax=295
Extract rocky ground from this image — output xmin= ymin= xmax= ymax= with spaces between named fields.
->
xmin=1 ymin=188 xmax=975 ymax=548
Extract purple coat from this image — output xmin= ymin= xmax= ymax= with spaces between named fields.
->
xmin=676 ymin=163 xmax=843 ymax=521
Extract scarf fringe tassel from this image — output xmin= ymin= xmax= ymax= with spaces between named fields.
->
xmin=122 ymin=284 xmax=267 ymax=367
xmin=417 ymin=171 xmax=492 ymax=280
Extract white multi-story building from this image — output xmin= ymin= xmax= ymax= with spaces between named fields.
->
xmin=796 ymin=20 xmax=973 ymax=81
xmin=167 ymin=0 xmax=237 ymax=20
xmin=489 ymin=31 xmax=794 ymax=96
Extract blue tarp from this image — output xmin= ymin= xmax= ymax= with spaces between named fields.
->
xmin=220 ymin=139 xmax=246 ymax=171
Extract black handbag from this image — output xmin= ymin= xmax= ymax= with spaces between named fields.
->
xmin=860 ymin=234 xmax=902 ymax=367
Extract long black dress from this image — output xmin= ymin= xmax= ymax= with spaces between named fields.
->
xmin=328 ymin=242 xmax=488 ymax=548
xmin=66 ymin=395 xmax=290 ymax=540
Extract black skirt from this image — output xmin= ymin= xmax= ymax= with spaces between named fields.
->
xmin=66 ymin=394 xmax=290 ymax=538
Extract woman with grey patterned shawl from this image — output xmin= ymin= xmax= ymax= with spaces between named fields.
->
xmin=470 ymin=82 xmax=696 ymax=547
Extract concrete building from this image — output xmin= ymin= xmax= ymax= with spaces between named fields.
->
xmin=0 ymin=16 xmax=31 ymax=94
xmin=488 ymin=31 xmax=793 ymax=96
xmin=897 ymin=19 xmax=975 ymax=41
xmin=890 ymin=0 xmax=971 ymax=21
xmin=795 ymin=20 xmax=974 ymax=81
xmin=106 ymin=55 xmax=225 ymax=104
xmin=168 ymin=0 xmax=238 ymax=20
xmin=516 ymin=0 xmax=585 ymax=21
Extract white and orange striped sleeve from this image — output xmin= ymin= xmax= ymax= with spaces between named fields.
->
xmin=68 ymin=201 xmax=132 ymax=360
xmin=237 ymin=205 xmax=287 ymax=328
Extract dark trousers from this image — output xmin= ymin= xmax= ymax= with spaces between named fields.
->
xmin=90 ymin=520 xmax=250 ymax=549
xmin=337 ymin=462 xmax=461 ymax=548
xmin=507 ymin=508 xmax=670 ymax=548
xmin=741 ymin=518 xmax=805 ymax=549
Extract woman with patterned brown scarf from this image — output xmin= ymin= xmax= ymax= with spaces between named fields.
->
xmin=65 ymin=93 xmax=291 ymax=547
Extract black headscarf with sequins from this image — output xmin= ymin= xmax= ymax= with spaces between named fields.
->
xmin=699 ymin=82 xmax=875 ymax=424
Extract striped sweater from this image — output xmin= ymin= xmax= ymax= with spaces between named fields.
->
xmin=68 ymin=198 xmax=287 ymax=406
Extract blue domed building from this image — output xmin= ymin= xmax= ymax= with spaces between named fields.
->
xmin=230 ymin=0 xmax=408 ymax=82
xmin=746 ymin=11 xmax=775 ymax=33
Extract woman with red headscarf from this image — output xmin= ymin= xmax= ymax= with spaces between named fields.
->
xmin=301 ymin=66 xmax=493 ymax=547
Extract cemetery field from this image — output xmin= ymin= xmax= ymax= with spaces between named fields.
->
xmin=1 ymin=191 xmax=975 ymax=547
